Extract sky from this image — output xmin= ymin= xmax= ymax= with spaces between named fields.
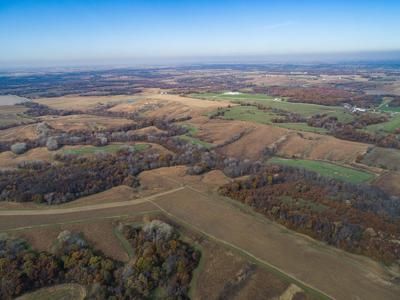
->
xmin=0 ymin=0 xmax=400 ymax=67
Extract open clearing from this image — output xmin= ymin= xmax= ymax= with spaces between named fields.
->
xmin=216 ymin=105 xmax=329 ymax=134
xmin=268 ymin=157 xmax=375 ymax=183
xmin=60 ymin=143 xmax=149 ymax=156
xmin=212 ymin=121 xmax=369 ymax=163
xmin=365 ymin=114 xmax=400 ymax=133
xmin=36 ymin=95 xmax=142 ymax=111
xmin=0 ymin=105 xmax=35 ymax=128
xmin=0 ymin=123 xmax=38 ymax=141
xmin=192 ymin=92 xmax=354 ymax=121
xmin=43 ymin=114 xmax=134 ymax=132
xmin=1 ymin=183 xmax=398 ymax=300
xmin=16 ymin=284 xmax=86 ymax=300
xmin=0 ymin=147 xmax=55 ymax=169
xmin=151 ymin=187 xmax=399 ymax=300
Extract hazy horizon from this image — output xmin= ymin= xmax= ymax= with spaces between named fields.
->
xmin=1 ymin=0 xmax=400 ymax=69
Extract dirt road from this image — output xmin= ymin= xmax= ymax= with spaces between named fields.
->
xmin=1 ymin=186 xmax=399 ymax=300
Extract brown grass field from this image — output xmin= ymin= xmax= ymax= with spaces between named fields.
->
xmin=0 ymin=123 xmax=38 ymax=141
xmin=2 ymin=181 xmax=398 ymax=300
xmin=36 ymin=95 xmax=141 ymax=111
xmin=42 ymin=114 xmax=134 ymax=132
xmin=372 ymin=171 xmax=400 ymax=197
xmin=0 ymin=147 xmax=55 ymax=169
xmin=198 ymin=119 xmax=370 ymax=163
xmin=150 ymin=187 xmax=399 ymax=300
xmin=139 ymin=166 xmax=231 ymax=193
xmin=16 ymin=284 xmax=86 ymax=300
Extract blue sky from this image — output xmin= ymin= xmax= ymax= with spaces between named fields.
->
xmin=0 ymin=0 xmax=400 ymax=66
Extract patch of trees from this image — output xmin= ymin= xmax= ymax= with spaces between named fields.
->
xmin=0 ymin=148 xmax=177 ymax=204
xmin=305 ymin=113 xmax=400 ymax=149
xmin=21 ymin=102 xmax=82 ymax=117
xmin=332 ymin=126 xmax=400 ymax=149
xmin=253 ymin=86 xmax=357 ymax=106
xmin=252 ymin=86 xmax=392 ymax=107
xmin=219 ymin=166 xmax=400 ymax=264
xmin=121 ymin=220 xmax=200 ymax=298
xmin=0 ymin=220 xmax=199 ymax=299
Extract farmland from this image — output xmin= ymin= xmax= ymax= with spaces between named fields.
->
xmin=365 ymin=114 xmax=400 ymax=133
xmin=267 ymin=157 xmax=375 ymax=183
xmin=1 ymin=64 xmax=400 ymax=299
xmin=60 ymin=143 xmax=149 ymax=156
xmin=1 ymin=184 xmax=399 ymax=299
xmin=193 ymin=92 xmax=355 ymax=120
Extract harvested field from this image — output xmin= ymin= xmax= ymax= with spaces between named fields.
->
xmin=36 ymin=95 xmax=141 ymax=111
xmin=16 ymin=284 xmax=86 ymax=300
xmin=220 ymin=127 xmax=372 ymax=163
xmin=154 ymin=93 xmax=232 ymax=109
xmin=221 ymin=123 xmax=287 ymax=159
xmin=139 ymin=166 xmax=231 ymax=193
xmin=61 ymin=185 xmax=138 ymax=207
xmin=1 ymin=186 xmax=399 ymax=299
xmin=0 ymin=147 xmax=55 ymax=169
xmin=195 ymin=119 xmax=256 ymax=146
xmin=0 ymin=201 xmax=158 ymax=231
xmin=0 ymin=123 xmax=38 ymax=141
xmin=0 ymin=185 xmax=139 ymax=211
xmin=151 ymin=188 xmax=399 ymax=300
xmin=108 ymin=92 xmax=232 ymax=120
xmin=43 ymin=114 xmax=134 ymax=132
xmin=192 ymin=237 xmax=310 ymax=300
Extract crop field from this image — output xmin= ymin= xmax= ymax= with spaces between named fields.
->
xmin=0 ymin=123 xmax=38 ymax=141
xmin=36 ymin=95 xmax=141 ymax=111
xmin=151 ymin=187 xmax=398 ymax=300
xmin=60 ymin=143 xmax=149 ymax=156
xmin=193 ymin=92 xmax=354 ymax=121
xmin=275 ymin=122 xmax=328 ymax=133
xmin=219 ymin=105 xmax=280 ymax=124
xmin=1 ymin=176 xmax=398 ymax=299
xmin=214 ymin=106 xmax=328 ymax=134
xmin=2 ymin=65 xmax=400 ymax=300
xmin=43 ymin=114 xmax=135 ymax=132
xmin=268 ymin=157 xmax=375 ymax=183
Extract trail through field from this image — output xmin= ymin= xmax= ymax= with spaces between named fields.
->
xmin=1 ymin=184 xmax=399 ymax=300
xmin=0 ymin=186 xmax=184 ymax=216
